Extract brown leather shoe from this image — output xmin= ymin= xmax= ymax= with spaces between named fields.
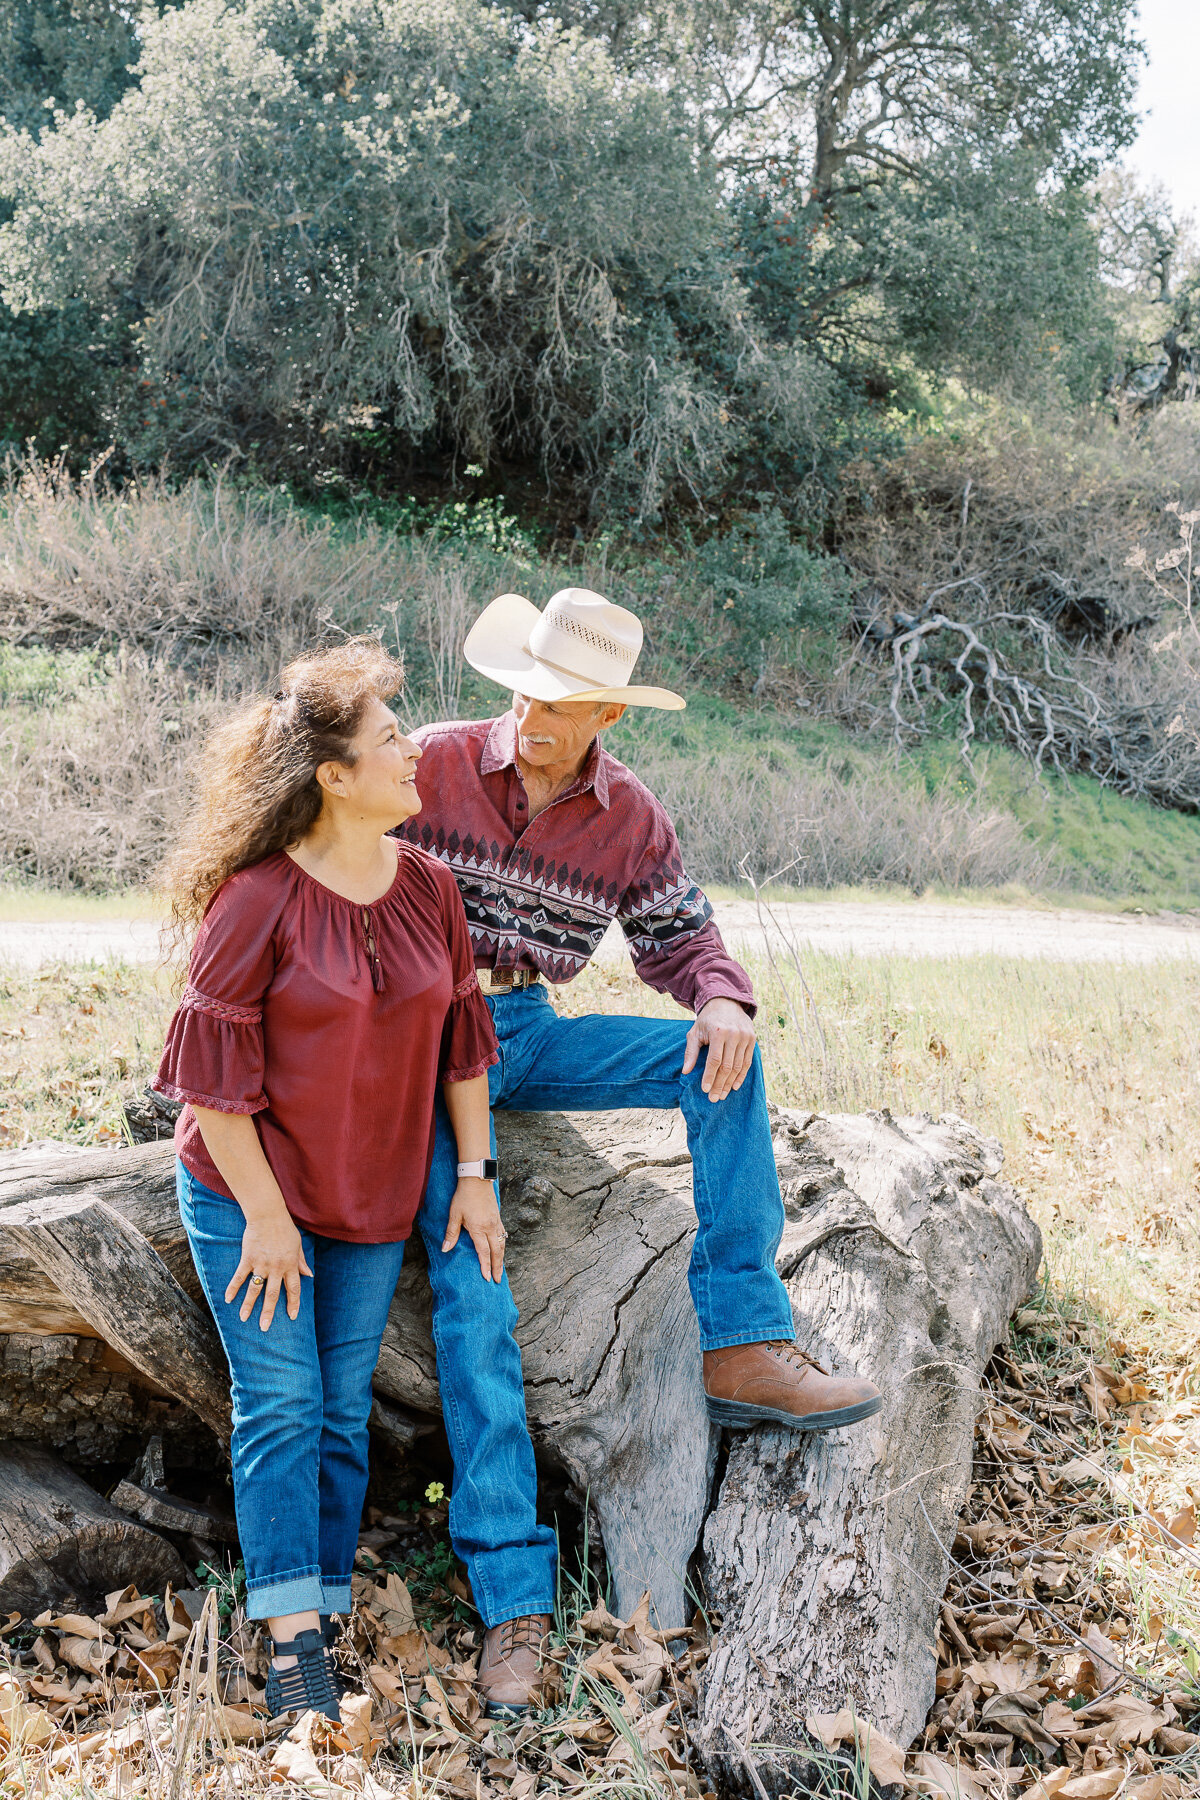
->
xmin=703 ymin=1341 xmax=882 ymax=1431
xmin=477 ymin=1613 xmax=552 ymax=1716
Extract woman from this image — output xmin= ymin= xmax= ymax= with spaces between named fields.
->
xmin=153 ymin=638 xmax=502 ymax=1720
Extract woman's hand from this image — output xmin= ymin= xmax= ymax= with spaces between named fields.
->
xmin=225 ymin=1208 xmax=314 ymax=1329
xmin=442 ymin=1177 xmax=506 ymax=1282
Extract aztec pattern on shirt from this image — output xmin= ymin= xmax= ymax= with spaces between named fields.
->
xmin=404 ymin=821 xmax=714 ymax=982
xmin=394 ymin=714 xmax=755 ymax=1015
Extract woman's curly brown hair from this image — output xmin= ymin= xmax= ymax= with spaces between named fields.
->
xmin=161 ymin=636 xmax=404 ymax=957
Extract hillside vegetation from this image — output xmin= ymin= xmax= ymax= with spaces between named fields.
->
xmin=1 ymin=450 xmax=1199 ymax=906
xmin=0 ymin=0 xmax=1197 ymax=906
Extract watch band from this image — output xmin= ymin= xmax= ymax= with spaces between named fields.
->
xmin=457 ymin=1158 xmax=499 ymax=1180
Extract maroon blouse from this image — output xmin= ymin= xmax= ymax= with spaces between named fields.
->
xmin=153 ymin=845 xmax=499 ymax=1243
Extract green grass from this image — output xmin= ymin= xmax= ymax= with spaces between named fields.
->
xmin=908 ymin=735 xmax=1200 ymax=906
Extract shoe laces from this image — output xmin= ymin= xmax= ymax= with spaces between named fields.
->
xmin=498 ymin=1615 xmax=547 ymax=1658
xmin=768 ymin=1341 xmax=829 ymax=1377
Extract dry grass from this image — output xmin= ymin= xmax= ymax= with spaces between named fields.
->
xmin=2 ymin=947 xmax=1196 ymax=1342
xmin=0 ymin=462 xmax=533 ymax=890
xmin=0 ymin=457 xmax=394 ymax=656
xmin=0 ymin=452 xmax=1097 ymax=898
xmin=0 ymin=961 xmax=173 ymax=1148
xmin=627 ymin=737 xmax=1055 ymax=891
xmin=7 ymin=451 xmax=1198 ymax=900
xmin=562 ymin=948 xmax=1200 ymax=1367
xmin=837 ymin=405 xmax=1200 ymax=638
xmin=2 ymin=948 xmax=1200 ymax=1794
xmin=819 ymin=406 xmax=1200 ymax=812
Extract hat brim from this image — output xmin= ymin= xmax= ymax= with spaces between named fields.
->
xmin=462 ymin=593 xmax=686 ymax=710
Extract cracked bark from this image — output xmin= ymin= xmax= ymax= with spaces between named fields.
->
xmin=0 ymin=1105 xmax=1038 ymax=1758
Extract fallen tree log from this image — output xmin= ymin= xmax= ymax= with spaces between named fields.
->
xmin=1 ymin=1191 xmax=232 ymax=1438
xmin=0 ymin=1331 xmax=215 ymax=1466
xmin=0 ymin=1106 xmax=1039 ymax=1755
xmin=0 ymin=1444 xmax=187 ymax=1616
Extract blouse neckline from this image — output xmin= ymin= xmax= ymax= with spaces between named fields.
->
xmin=283 ymin=841 xmax=403 ymax=910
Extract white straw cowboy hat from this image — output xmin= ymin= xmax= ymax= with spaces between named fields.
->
xmin=463 ymin=588 xmax=685 ymax=710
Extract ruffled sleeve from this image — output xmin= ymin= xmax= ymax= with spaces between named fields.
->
xmin=435 ymin=865 xmax=500 ymax=1084
xmin=152 ymin=871 xmax=279 ymax=1114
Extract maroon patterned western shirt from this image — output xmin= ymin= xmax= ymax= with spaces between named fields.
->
xmin=395 ymin=713 xmax=755 ymax=1016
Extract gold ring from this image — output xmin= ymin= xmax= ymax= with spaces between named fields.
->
xmin=250 ymin=1275 xmax=266 ymax=1287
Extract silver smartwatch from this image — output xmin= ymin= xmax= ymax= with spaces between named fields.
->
xmin=457 ymin=1158 xmax=499 ymax=1180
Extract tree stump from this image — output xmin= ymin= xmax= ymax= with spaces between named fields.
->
xmin=0 ymin=1106 xmax=1039 ymax=1752
xmin=0 ymin=1444 xmax=187 ymax=1616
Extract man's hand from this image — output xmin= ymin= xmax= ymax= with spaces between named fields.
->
xmin=442 ymin=1177 xmax=507 ymax=1281
xmin=682 ymin=998 xmax=756 ymax=1103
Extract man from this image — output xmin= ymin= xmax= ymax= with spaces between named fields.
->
xmin=397 ymin=588 xmax=881 ymax=1714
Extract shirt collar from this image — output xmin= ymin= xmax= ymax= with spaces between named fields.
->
xmin=482 ymin=712 xmax=611 ymax=809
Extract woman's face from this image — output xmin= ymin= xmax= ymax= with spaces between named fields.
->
xmin=320 ymin=697 xmax=422 ymax=826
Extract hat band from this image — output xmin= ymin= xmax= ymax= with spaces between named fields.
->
xmin=540 ymin=608 xmax=638 ymax=667
xmin=520 ymin=644 xmax=628 ymax=693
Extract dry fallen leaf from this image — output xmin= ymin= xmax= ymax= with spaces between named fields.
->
xmin=373 ymin=1570 xmax=415 ymax=1635
xmin=31 ymin=1612 xmax=106 ymax=1640
xmin=0 ymin=1679 xmax=56 ymax=1749
xmin=338 ymin=1692 xmax=384 ymax=1761
xmin=1166 ymin=1505 xmax=1196 ymax=1544
xmin=58 ymin=1635 xmax=116 ymax=1674
xmin=578 ymin=1601 xmax=624 ymax=1641
xmin=1058 ymin=1456 xmax=1108 ymax=1486
xmin=1058 ymin=1769 xmax=1130 ymax=1800
xmin=100 ymin=1588 xmax=154 ymax=1629
xmin=909 ymin=1750 xmax=984 ymax=1800
xmin=978 ymin=1690 xmax=1059 ymax=1750
xmin=1024 ymin=1769 xmax=1077 ymax=1800
xmin=1126 ymin=1775 xmax=1185 ymax=1800
xmin=1153 ymin=1726 xmax=1198 ymax=1755
xmin=806 ymin=1704 xmax=907 ymax=1787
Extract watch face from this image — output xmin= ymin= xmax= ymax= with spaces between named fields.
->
xmin=484 ymin=1158 xmax=499 ymax=1180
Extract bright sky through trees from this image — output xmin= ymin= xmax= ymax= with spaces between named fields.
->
xmin=1129 ymin=0 xmax=1200 ymax=222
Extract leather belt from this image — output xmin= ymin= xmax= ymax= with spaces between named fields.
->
xmin=478 ymin=968 xmax=541 ymax=994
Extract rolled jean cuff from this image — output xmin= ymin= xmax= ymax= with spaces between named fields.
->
xmin=321 ymin=1578 xmax=354 ymax=1615
xmin=477 ymin=1592 xmax=558 ymax=1631
xmin=699 ymin=1322 xmax=796 ymax=1353
xmin=465 ymin=1545 xmax=557 ymax=1630
xmin=246 ymin=1566 xmax=325 ymax=1620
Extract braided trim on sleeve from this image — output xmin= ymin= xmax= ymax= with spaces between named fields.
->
xmin=442 ymin=1048 xmax=500 ymax=1083
xmin=180 ymin=984 xmax=263 ymax=1026
xmin=451 ymin=972 xmax=482 ymax=1003
xmin=150 ymin=1077 xmax=268 ymax=1115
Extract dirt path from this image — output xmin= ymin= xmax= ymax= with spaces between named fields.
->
xmin=0 ymin=901 xmax=1196 ymax=969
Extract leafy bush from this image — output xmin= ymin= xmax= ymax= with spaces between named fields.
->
xmin=690 ymin=508 xmax=853 ymax=670
xmin=0 ymin=0 xmax=817 ymax=516
xmin=0 ymin=0 xmax=1145 ymax=519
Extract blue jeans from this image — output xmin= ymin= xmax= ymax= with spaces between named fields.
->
xmin=418 ymin=985 xmax=794 ymax=1626
xmin=178 ymin=1163 xmax=407 ymax=1621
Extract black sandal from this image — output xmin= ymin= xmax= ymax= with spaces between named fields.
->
xmin=319 ymin=1615 xmax=351 ymax=1695
xmin=264 ymin=1628 xmax=342 ymax=1720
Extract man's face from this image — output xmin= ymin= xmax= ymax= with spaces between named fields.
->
xmin=511 ymin=692 xmax=625 ymax=770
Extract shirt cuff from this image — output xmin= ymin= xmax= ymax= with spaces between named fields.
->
xmin=693 ymin=982 xmax=757 ymax=1020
